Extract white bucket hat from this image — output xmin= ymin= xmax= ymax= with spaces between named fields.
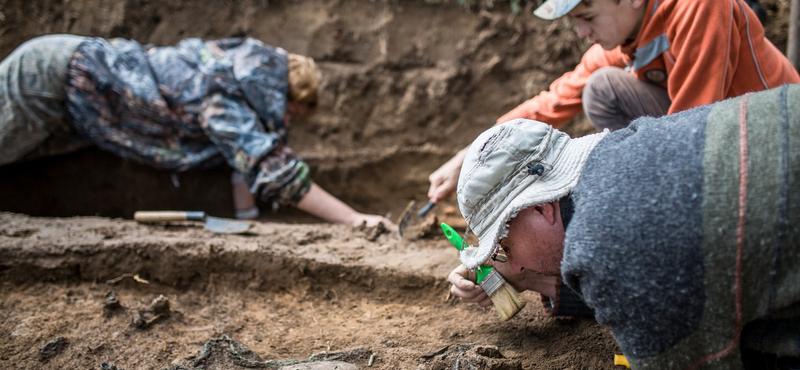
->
xmin=533 ymin=0 xmax=582 ymax=20
xmin=456 ymin=119 xmax=607 ymax=269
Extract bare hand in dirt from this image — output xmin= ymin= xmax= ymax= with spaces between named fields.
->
xmin=351 ymin=213 xmax=395 ymax=228
xmin=427 ymin=148 xmax=469 ymax=203
xmin=490 ymin=260 xmax=558 ymax=298
xmin=448 ymin=265 xmax=493 ymax=307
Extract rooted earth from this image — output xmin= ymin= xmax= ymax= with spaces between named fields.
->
xmin=0 ymin=0 xmax=793 ymax=369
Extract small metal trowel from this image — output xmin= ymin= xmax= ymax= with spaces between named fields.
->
xmin=397 ymin=200 xmax=436 ymax=238
xmin=134 ymin=211 xmax=254 ymax=234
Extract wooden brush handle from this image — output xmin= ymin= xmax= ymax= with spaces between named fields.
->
xmin=134 ymin=211 xmax=205 ymax=222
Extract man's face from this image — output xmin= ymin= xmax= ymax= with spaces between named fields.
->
xmin=568 ymin=0 xmax=645 ymax=50
xmin=497 ymin=203 xmax=566 ymax=276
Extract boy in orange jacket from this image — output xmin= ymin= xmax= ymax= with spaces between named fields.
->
xmin=427 ymin=0 xmax=800 ymax=204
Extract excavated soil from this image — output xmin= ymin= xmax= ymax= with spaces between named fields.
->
xmin=0 ymin=0 xmax=792 ymax=369
xmin=0 ymin=212 xmax=617 ymax=369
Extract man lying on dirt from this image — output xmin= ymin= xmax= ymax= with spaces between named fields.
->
xmin=447 ymin=84 xmax=800 ymax=369
xmin=0 ymin=34 xmax=392 ymax=228
xmin=426 ymin=0 xmax=800 ymax=206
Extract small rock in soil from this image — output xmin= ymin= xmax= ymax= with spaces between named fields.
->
xmin=38 ymin=336 xmax=68 ymax=362
xmin=103 ymin=291 xmax=122 ymax=314
xmin=148 ymin=294 xmax=170 ymax=315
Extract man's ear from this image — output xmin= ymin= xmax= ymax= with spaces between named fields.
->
xmin=629 ymin=0 xmax=647 ymax=10
xmin=535 ymin=200 xmax=561 ymax=226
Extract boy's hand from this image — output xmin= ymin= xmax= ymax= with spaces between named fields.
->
xmin=350 ymin=213 xmax=394 ymax=228
xmin=427 ymin=148 xmax=468 ymax=202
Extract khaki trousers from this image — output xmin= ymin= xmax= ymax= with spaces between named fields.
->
xmin=0 ymin=34 xmax=89 ymax=166
xmin=582 ymin=66 xmax=672 ymax=131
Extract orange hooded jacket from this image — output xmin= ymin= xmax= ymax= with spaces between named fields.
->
xmin=496 ymin=0 xmax=800 ymax=128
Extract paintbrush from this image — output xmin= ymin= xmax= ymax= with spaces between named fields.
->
xmin=441 ymin=222 xmax=526 ymax=321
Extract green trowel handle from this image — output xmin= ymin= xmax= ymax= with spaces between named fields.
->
xmin=440 ymin=222 xmax=491 ymax=283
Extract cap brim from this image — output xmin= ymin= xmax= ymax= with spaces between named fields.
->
xmin=533 ymin=0 xmax=582 ymax=20
xmin=459 ymin=130 xmax=607 ymax=269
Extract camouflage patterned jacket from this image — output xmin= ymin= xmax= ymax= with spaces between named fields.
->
xmin=65 ymin=37 xmax=312 ymax=208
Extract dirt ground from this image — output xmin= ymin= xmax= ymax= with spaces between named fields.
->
xmin=0 ymin=0 xmax=793 ymax=369
xmin=0 ymin=212 xmax=618 ymax=369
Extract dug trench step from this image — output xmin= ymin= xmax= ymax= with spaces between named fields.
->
xmin=0 ymin=212 xmax=454 ymax=302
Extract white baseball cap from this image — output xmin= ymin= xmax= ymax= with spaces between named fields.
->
xmin=533 ymin=0 xmax=582 ymax=20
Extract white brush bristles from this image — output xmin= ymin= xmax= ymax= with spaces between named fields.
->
xmin=489 ymin=282 xmax=526 ymax=321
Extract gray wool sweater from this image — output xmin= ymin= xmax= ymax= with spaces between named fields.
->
xmin=562 ymin=84 xmax=800 ymax=369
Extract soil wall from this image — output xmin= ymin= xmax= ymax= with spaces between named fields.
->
xmin=0 ymin=0 xmax=594 ymax=219
xmin=0 ymin=0 xmax=791 ymax=220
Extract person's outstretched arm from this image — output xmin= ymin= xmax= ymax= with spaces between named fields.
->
xmin=427 ymin=147 xmax=469 ymax=203
xmin=199 ymin=94 xmax=391 ymax=228
xmin=297 ymin=182 xmax=393 ymax=228
xmin=428 ymin=46 xmax=626 ymax=204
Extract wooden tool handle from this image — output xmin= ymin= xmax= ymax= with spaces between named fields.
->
xmin=134 ymin=211 xmax=205 ymax=222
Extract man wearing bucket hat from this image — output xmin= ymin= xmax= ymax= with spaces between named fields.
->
xmin=426 ymin=0 xmax=800 ymax=207
xmin=448 ymin=84 xmax=800 ymax=369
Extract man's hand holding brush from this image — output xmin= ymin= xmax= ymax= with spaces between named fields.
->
xmin=448 ymin=263 xmax=559 ymax=304
xmin=448 ymin=265 xmax=493 ymax=307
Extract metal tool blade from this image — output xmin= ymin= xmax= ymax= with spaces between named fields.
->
xmin=397 ymin=200 xmax=417 ymax=238
xmin=204 ymin=216 xmax=253 ymax=234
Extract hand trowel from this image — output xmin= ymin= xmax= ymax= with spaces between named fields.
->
xmin=134 ymin=211 xmax=254 ymax=234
